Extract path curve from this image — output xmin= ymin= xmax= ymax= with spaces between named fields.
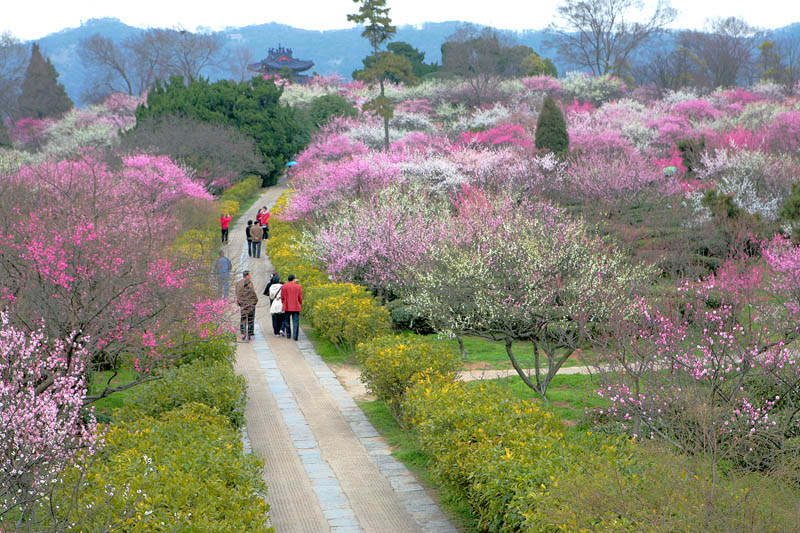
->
xmin=228 ymin=180 xmax=456 ymax=533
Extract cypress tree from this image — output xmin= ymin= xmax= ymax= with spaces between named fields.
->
xmin=535 ymin=95 xmax=569 ymax=153
xmin=0 ymin=118 xmax=10 ymax=147
xmin=18 ymin=43 xmax=73 ymax=119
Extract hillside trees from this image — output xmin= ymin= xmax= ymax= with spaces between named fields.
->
xmin=441 ymin=26 xmax=542 ymax=105
xmin=79 ymin=28 xmax=226 ymax=100
xmin=678 ymin=17 xmax=762 ymax=88
xmin=135 ymin=76 xmax=306 ymax=183
xmin=0 ymin=32 xmax=27 ymax=121
xmin=547 ymin=0 xmax=676 ymax=76
xmin=17 ymin=43 xmax=73 ymax=120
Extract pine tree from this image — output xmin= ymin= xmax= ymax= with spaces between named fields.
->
xmin=535 ymin=95 xmax=569 ymax=154
xmin=0 ymin=118 xmax=10 ymax=147
xmin=18 ymin=43 xmax=73 ymax=119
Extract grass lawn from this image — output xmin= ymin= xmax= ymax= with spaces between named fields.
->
xmin=413 ymin=333 xmax=586 ymax=371
xmin=487 ymin=373 xmax=608 ymax=423
xmin=87 ymin=367 xmax=140 ymax=420
xmin=301 ymin=321 xmax=355 ymax=366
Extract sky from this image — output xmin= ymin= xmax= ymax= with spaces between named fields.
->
xmin=4 ymin=0 xmax=800 ymax=41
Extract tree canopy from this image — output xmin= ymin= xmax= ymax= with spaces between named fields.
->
xmin=18 ymin=43 xmax=73 ymax=119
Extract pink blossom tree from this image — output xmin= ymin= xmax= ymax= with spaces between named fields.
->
xmin=0 ymin=314 xmax=97 ymax=524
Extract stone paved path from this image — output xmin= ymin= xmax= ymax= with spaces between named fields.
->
xmin=228 ymin=182 xmax=457 ymax=533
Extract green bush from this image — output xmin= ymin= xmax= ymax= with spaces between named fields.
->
xmin=116 ymin=359 xmax=246 ymax=429
xmin=534 ymin=95 xmax=569 ymax=153
xmin=311 ymin=292 xmax=392 ymax=353
xmin=175 ymin=332 xmax=236 ymax=366
xmin=385 ymin=298 xmax=435 ymax=334
xmin=308 ymin=94 xmax=357 ymax=127
xmin=51 ymin=403 xmax=271 ymax=532
xmin=403 ymin=379 xmax=800 ymax=532
xmin=355 ymin=334 xmax=461 ymax=419
xmin=220 ymin=174 xmax=262 ymax=206
xmin=677 ymin=135 xmax=706 ymax=177
xmin=305 ymin=282 xmax=372 ymax=323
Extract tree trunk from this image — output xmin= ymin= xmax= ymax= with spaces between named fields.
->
xmin=456 ymin=334 xmax=467 ymax=361
xmin=380 ymin=78 xmax=390 ymax=152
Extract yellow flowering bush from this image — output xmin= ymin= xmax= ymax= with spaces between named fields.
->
xmin=217 ymin=199 xmax=239 ymax=217
xmin=50 ymin=403 xmax=271 ymax=532
xmin=355 ymin=335 xmax=461 ymax=420
xmin=219 ymin=174 xmax=261 ymax=205
xmin=312 ymin=292 xmax=391 ymax=353
xmin=305 ymin=283 xmax=372 ymax=323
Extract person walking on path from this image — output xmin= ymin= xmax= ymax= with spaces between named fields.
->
xmin=256 ymin=207 xmax=270 ymax=240
xmin=281 ymin=274 xmax=302 ymax=341
xmin=236 ymin=270 xmax=258 ymax=341
xmin=220 ymin=212 xmax=232 ymax=244
xmin=245 ymin=220 xmax=254 ymax=257
xmin=213 ymin=250 xmax=232 ymax=300
xmin=264 ymin=272 xmax=288 ymax=337
xmin=250 ymin=221 xmax=263 ymax=259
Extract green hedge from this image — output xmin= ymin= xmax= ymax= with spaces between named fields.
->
xmin=115 ymin=358 xmax=247 ymax=429
xmin=355 ymin=334 xmax=460 ymax=420
xmin=52 ymin=403 xmax=271 ymax=532
xmin=220 ymin=174 xmax=262 ymax=206
xmin=403 ymin=380 xmax=800 ymax=532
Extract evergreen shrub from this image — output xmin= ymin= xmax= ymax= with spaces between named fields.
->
xmin=534 ymin=95 xmax=569 ymax=153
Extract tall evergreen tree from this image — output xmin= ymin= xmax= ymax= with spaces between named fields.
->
xmin=18 ymin=43 xmax=73 ymax=119
xmin=0 ymin=117 xmax=10 ymax=147
xmin=535 ymin=95 xmax=569 ymax=154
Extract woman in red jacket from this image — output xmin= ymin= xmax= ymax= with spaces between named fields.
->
xmin=219 ymin=213 xmax=232 ymax=243
xmin=256 ymin=207 xmax=270 ymax=240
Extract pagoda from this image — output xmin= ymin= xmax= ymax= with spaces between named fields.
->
xmin=247 ymin=46 xmax=314 ymax=82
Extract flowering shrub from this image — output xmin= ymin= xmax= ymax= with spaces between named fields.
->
xmin=355 ymin=334 xmax=461 ymax=418
xmin=764 ymin=110 xmax=800 ymax=154
xmin=1 ymin=315 xmax=97 ymax=519
xmin=521 ymin=75 xmax=562 ymax=95
xmin=561 ymin=71 xmax=627 ymax=106
xmin=458 ymin=123 xmax=533 ymax=149
xmin=311 ymin=292 xmax=391 ymax=353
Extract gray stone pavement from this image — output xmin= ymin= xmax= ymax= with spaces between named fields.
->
xmin=230 ymin=183 xmax=457 ymax=533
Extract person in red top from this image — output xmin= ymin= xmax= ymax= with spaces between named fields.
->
xmin=281 ymin=274 xmax=303 ymax=341
xmin=219 ymin=213 xmax=232 ymax=244
xmin=257 ymin=207 xmax=270 ymax=240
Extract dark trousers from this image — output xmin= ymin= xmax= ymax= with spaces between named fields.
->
xmin=286 ymin=311 xmax=300 ymax=340
xmin=221 ymin=228 xmax=229 ymax=243
xmin=252 ymin=240 xmax=262 ymax=258
xmin=261 ymin=224 xmax=269 ymax=240
xmin=240 ymin=306 xmax=255 ymax=338
xmin=247 ymin=239 xmax=253 ymax=257
xmin=271 ymin=312 xmax=285 ymax=335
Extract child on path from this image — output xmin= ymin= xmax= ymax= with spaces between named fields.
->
xmin=235 ymin=270 xmax=258 ymax=341
xmin=219 ymin=213 xmax=232 ymax=243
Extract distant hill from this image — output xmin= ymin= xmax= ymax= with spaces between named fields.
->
xmin=30 ymin=18 xmax=554 ymax=105
xmin=28 ymin=17 xmax=800 ymax=106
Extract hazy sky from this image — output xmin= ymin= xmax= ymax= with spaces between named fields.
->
xmin=5 ymin=0 xmax=799 ymax=41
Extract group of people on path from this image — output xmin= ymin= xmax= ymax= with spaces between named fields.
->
xmin=215 ymin=205 xmax=302 ymax=342
xmin=234 ymin=270 xmax=302 ymax=342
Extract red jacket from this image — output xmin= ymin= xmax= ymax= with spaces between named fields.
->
xmin=257 ymin=212 xmax=270 ymax=225
xmin=220 ymin=215 xmax=232 ymax=229
xmin=281 ymin=281 xmax=302 ymax=312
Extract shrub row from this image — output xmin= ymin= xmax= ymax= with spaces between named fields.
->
xmin=218 ymin=174 xmax=262 ymax=215
xmin=403 ymin=379 xmax=800 ymax=531
xmin=265 ymin=191 xmax=391 ymax=351
xmin=49 ymin=333 xmax=271 ymax=531
xmin=355 ymin=334 xmax=460 ymax=420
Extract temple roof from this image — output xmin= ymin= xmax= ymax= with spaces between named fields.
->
xmin=247 ymin=45 xmax=314 ymax=73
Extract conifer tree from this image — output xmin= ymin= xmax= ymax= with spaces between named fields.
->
xmin=0 ymin=118 xmax=9 ymax=147
xmin=535 ymin=95 xmax=569 ymax=153
xmin=18 ymin=43 xmax=73 ymax=119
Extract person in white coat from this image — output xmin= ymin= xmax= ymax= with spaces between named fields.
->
xmin=264 ymin=273 xmax=287 ymax=337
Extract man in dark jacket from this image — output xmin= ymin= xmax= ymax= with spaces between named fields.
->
xmin=245 ymin=220 xmax=254 ymax=257
xmin=281 ymin=274 xmax=303 ymax=341
xmin=250 ymin=222 xmax=263 ymax=259
xmin=235 ymin=270 xmax=258 ymax=341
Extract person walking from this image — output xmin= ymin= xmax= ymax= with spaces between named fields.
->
xmin=245 ymin=220 xmax=254 ymax=257
xmin=250 ymin=221 xmax=263 ymax=259
xmin=213 ymin=250 xmax=232 ymax=300
xmin=281 ymin=274 xmax=302 ymax=341
xmin=257 ymin=207 xmax=270 ymax=240
xmin=235 ymin=270 xmax=258 ymax=341
xmin=219 ymin=212 xmax=232 ymax=244
xmin=264 ymin=273 xmax=288 ymax=337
